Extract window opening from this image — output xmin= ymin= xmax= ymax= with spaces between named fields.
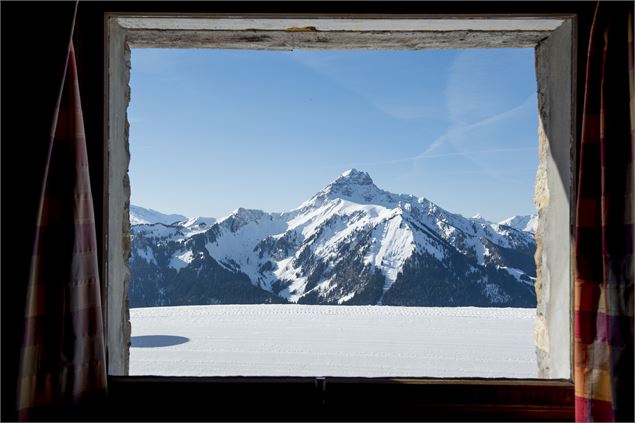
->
xmin=127 ymin=47 xmax=541 ymax=378
xmin=105 ymin=16 xmax=574 ymax=380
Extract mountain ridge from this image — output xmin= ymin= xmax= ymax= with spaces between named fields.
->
xmin=129 ymin=169 xmax=538 ymax=308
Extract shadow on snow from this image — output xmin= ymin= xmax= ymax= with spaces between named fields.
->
xmin=131 ymin=335 xmax=190 ymax=348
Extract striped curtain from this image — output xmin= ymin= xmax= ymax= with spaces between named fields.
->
xmin=574 ymin=2 xmax=634 ymax=422
xmin=16 ymin=41 xmax=107 ymax=420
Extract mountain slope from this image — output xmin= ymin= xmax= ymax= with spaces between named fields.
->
xmin=130 ymin=205 xmax=188 ymax=225
xmin=498 ymin=214 xmax=538 ymax=234
xmin=129 ymin=170 xmax=537 ymax=308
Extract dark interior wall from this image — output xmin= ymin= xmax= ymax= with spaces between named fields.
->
xmin=1 ymin=3 xmax=78 ymax=421
xmin=2 ymin=1 xmax=626 ymax=421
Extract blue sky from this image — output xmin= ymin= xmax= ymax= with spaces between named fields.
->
xmin=128 ymin=48 xmax=538 ymax=222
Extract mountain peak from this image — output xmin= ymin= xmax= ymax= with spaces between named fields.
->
xmin=177 ymin=216 xmax=216 ymax=229
xmin=498 ymin=214 xmax=538 ymax=234
xmin=130 ymin=204 xmax=187 ymax=226
xmin=297 ymin=169 xmax=416 ymax=210
xmin=338 ymin=168 xmax=374 ymax=185
xmin=323 ymin=169 xmax=381 ymax=200
xmin=471 ymin=213 xmax=490 ymax=223
xmin=231 ymin=207 xmax=267 ymax=219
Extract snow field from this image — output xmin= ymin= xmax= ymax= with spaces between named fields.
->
xmin=129 ymin=304 xmax=538 ymax=378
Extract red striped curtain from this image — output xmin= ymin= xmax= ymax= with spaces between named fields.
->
xmin=16 ymin=41 xmax=107 ymax=420
xmin=575 ymin=2 xmax=634 ymax=422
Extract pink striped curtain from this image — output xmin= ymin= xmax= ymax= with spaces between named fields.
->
xmin=16 ymin=41 xmax=107 ymax=420
xmin=574 ymin=2 xmax=634 ymax=422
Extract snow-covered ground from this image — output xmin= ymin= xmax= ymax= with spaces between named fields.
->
xmin=129 ymin=305 xmax=538 ymax=378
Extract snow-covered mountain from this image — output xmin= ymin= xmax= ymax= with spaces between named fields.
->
xmin=130 ymin=205 xmax=188 ymax=226
xmin=129 ymin=170 xmax=537 ymax=308
xmin=498 ymin=214 xmax=538 ymax=234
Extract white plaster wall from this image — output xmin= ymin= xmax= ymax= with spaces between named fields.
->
xmin=534 ymin=19 xmax=574 ymax=380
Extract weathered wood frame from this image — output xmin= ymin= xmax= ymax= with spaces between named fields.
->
xmin=105 ymin=15 xmax=575 ymax=386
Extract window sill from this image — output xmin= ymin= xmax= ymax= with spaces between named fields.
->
xmin=107 ymin=376 xmax=574 ymax=421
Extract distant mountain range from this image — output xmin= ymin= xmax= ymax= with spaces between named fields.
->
xmin=129 ymin=205 xmax=188 ymax=226
xmin=498 ymin=215 xmax=538 ymax=234
xmin=129 ymin=169 xmax=537 ymax=308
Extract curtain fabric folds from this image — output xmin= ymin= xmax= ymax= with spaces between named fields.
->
xmin=16 ymin=42 xmax=107 ymax=420
xmin=575 ymin=3 xmax=634 ymax=422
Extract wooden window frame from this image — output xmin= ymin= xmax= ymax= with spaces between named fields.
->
xmin=103 ymin=14 xmax=576 ymax=420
